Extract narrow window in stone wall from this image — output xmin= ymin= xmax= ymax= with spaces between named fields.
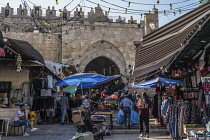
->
xmin=4 ymin=27 xmax=10 ymax=32
xmin=63 ymin=13 xmax=67 ymax=20
xmin=21 ymin=10 xmax=24 ymax=16
xmin=49 ymin=12 xmax=52 ymax=17
xmin=5 ymin=10 xmax=9 ymax=17
xmin=35 ymin=7 xmax=39 ymax=15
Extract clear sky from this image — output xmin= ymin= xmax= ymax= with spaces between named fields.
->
xmin=1 ymin=0 xmax=200 ymax=27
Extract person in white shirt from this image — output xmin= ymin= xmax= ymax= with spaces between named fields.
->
xmin=82 ymin=96 xmax=90 ymax=108
xmin=13 ymin=104 xmax=38 ymax=136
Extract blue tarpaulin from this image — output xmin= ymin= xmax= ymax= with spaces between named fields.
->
xmin=55 ymin=73 xmax=106 ymax=86
xmin=55 ymin=73 xmax=115 ymax=89
xmin=134 ymin=77 xmax=184 ymax=88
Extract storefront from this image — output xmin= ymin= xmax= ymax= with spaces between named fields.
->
xmin=133 ymin=2 xmax=210 ymax=139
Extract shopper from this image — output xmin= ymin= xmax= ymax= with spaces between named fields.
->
xmin=83 ymin=92 xmax=89 ymax=98
xmin=74 ymin=94 xmax=82 ymax=107
xmin=119 ymin=94 xmax=133 ymax=129
xmin=161 ymin=92 xmax=171 ymax=134
xmin=90 ymin=92 xmax=99 ymax=109
xmin=127 ymin=92 xmax=133 ymax=101
xmin=82 ymin=96 xmax=91 ymax=108
xmin=119 ymin=93 xmax=125 ymax=104
xmin=153 ymin=92 xmax=159 ymax=123
xmin=132 ymin=91 xmax=137 ymax=103
xmin=59 ymin=92 xmax=69 ymax=125
xmin=100 ymin=89 xmax=107 ymax=102
xmin=137 ymin=92 xmax=152 ymax=138
xmin=13 ymin=104 xmax=38 ymax=136
xmin=67 ymin=94 xmax=75 ymax=124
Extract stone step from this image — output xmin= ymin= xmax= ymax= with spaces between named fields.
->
xmin=113 ymin=128 xmax=167 ymax=134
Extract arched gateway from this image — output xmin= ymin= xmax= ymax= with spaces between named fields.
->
xmin=84 ymin=56 xmax=120 ymax=76
xmin=78 ymin=41 xmax=126 ymax=75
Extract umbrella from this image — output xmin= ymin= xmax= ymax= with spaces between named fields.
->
xmin=55 ymin=73 xmax=108 ymax=96
xmin=55 ymin=73 xmax=107 ymax=86
xmin=63 ymin=83 xmax=79 ymax=94
xmin=134 ymin=77 xmax=184 ymax=88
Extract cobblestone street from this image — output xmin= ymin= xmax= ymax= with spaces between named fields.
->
xmin=1 ymin=124 xmax=76 ymax=140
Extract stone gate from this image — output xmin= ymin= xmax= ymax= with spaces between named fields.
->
xmin=0 ymin=3 xmax=159 ymax=76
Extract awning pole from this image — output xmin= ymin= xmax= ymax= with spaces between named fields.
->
xmin=81 ymin=79 xmax=83 ymax=97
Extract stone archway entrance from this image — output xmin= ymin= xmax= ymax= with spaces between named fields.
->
xmin=78 ymin=40 xmax=127 ymax=75
xmin=84 ymin=56 xmax=120 ymax=76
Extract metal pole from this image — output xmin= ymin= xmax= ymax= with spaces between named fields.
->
xmin=81 ymin=79 xmax=83 ymax=97
xmin=89 ymin=88 xmax=91 ymax=98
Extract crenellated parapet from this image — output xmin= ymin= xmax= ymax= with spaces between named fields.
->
xmin=144 ymin=5 xmax=159 ymax=34
xmin=0 ymin=3 xmax=158 ymax=35
xmin=0 ymin=3 xmax=14 ymax=18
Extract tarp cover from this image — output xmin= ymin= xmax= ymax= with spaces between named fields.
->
xmin=6 ymin=37 xmax=44 ymax=64
xmin=55 ymin=73 xmax=116 ymax=89
xmin=134 ymin=77 xmax=184 ymax=88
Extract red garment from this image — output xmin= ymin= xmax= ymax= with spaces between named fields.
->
xmin=203 ymin=83 xmax=210 ymax=91
xmin=100 ymin=91 xmax=107 ymax=98
xmin=156 ymin=87 xmax=160 ymax=93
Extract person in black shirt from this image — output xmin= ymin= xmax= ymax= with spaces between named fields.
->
xmin=90 ymin=93 xmax=99 ymax=109
xmin=74 ymin=94 xmax=82 ymax=107
xmin=127 ymin=92 xmax=133 ymax=101
xmin=67 ymin=94 xmax=75 ymax=124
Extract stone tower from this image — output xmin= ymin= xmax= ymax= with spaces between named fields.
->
xmin=144 ymin=6 xmax=159 ymax=35
xmin=17 ymin=4 xmax=28 ymax=17
xmin=0 ymin=3 xmax=13 ymax=18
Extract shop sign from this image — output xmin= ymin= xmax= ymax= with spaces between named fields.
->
xmin=0 ymin=48 xmax=5 ymax=57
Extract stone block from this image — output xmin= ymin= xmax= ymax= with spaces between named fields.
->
xmin=3 ymin=111 xmax=10 ymax=117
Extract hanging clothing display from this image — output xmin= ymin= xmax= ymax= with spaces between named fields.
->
xmin=47 ymin=75 xmax=53 ymax=89
xmin=169 ymin=103 xmax=200 ymax=139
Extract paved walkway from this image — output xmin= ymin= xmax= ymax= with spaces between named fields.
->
xmin=1 ymin=124 xmax=76 ymax=140
xmin=104 ymin=134 xmax=172 ymax=140
xmin=1 ymin=124 xmax=173 ymax=140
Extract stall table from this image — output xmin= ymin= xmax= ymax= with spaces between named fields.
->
xmin=94 ymin=111 xmax=113 ymax=130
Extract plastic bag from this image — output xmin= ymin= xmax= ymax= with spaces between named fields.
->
xmin=119 ymin=109 xmax=124 ymax=116
xmin=116 ymin=110 xmax=125 ymax=124
xmin=130 ymin=107 xmax=139 ymax=125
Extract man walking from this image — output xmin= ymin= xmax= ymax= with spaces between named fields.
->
xmin=60 ymin=92 xmax=69 ymax=125
xmin=120 ymin=94 xmax=133 ymax=129
xmin=13 ymin=104 xmax=38 ymax=136
xmin=137 ymin=92 xmax=152 ymax=138
xmin=161 ymin=92 xmax=171 ymax=134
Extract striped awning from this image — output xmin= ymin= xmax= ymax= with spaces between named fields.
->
xmin=133 ymin=2 xmax=210 ymax=79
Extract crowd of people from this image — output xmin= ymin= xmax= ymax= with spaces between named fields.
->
xmin=12 ymin=84 xmax=175 ymax=138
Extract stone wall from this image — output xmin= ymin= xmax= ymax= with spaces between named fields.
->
xmin=0 ymin=108 xmax=29 ymax=123
xmin=62 ymin=21 xmax=143 ymax=75
xmin=0 ymin=4 xmax=159 ymax=76
xmin=3 ymin=32 xmax=60 ymax=62
xmin=0 ymin=66 xmax=29 ymax=89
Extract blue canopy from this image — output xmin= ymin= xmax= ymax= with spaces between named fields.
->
xmin=134 ymin=77 xmax=184 ymax=88
xmin=55 ymin=73 xmax=115 ymax=89
xmin=55 ymin=73 xmax=106 ymax=86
